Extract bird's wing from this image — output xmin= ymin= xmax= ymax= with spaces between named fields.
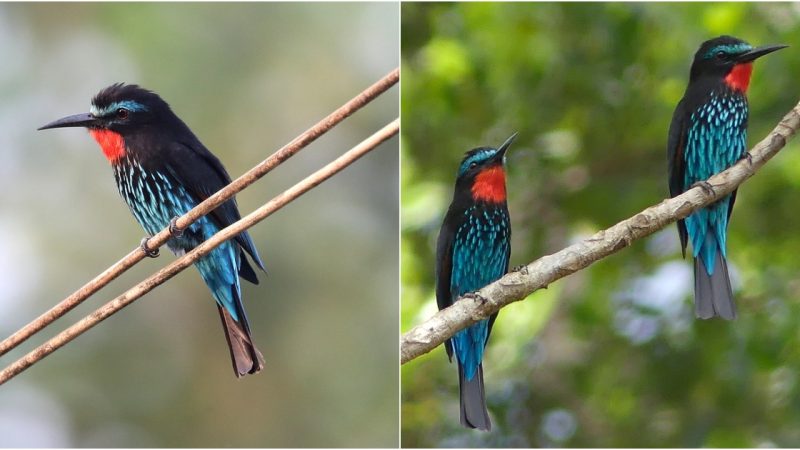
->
xmin=727 ymin=190 xmax=738 ymax=221
xmin=435 ymin=209 xmax=457 ymax=361
xmin=165 ymin=140 xmax=266 ymax=277
xmin=667 ymin=98 xmax=689 ymax=257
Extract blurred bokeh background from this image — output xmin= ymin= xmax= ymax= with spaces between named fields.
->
xmin=401 ymin=2 xmax=800 ymax=447
xmin=0 ymin=2 xmax=398 ymax=447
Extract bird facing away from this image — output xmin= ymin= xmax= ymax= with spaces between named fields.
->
xmin=39 ymin=84 xmax=266 ymax=377
xmin=668 ymin=36 xmax=786 ymax=319
xmin=436 ymin=133 xmax=515 ymax=431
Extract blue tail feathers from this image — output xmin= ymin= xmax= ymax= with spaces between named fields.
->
xmin=687 ymin=196 xmax=730 ymax=275
xmin=453 ymin=318 xmax=489 ymax=381
xmin=195 ymin=240 xmax=243 ymax=321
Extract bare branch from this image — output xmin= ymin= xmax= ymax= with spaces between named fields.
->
xmin=0 ymin=68 xmax=399 ymax=357
xmin=401 ymin=100 xmax=800 ymax=365
xmin=0 ymin=119 xmax=398 ymax=385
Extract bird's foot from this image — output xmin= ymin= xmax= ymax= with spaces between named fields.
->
xmin=169 ymin=217 xmax=184 ymax=238
xmin=140 ymin=237 xmax=160 ymax=258
xmin=743 ymin=151 xmax=754 ymax=166
xmin=690 ymin=180 xmax=715 ymax=196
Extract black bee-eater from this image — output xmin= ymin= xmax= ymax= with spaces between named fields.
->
xmin=436 ymin=133 xmax=516 ymax=431
xmin=668 ymin=36 xmax=786 ymax=319
xmin=39 ymin=84 xmax=266 ymax=377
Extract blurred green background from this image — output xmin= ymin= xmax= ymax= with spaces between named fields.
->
xmin=0 ymin=2 xmax=397 ymax=447
xmin=401 ymin=2 xmax=800 ymax=447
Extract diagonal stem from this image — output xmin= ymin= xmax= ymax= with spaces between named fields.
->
xmin=401 ymin=100 xmax=800 ymax=364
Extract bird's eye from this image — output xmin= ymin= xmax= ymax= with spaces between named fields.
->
xmin=715 ymin=50 xmax=726 ymax=60
xmin=469 ymin=162 xmax=478 ymax=169
xmin=116 ymin=108 xmax=129 ymax=119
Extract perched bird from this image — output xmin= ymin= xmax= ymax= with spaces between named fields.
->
xmin=436 ymin=133 xmax=515 ymax=431
xmin=39 ymin=84 xmax=266 ymax=377
xmin=668 ymin=36 xmax=786 ymax=319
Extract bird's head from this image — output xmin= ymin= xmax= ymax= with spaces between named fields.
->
xmin=690 ymin=35 xmax=787 ymax=92
xmin=456 ymin=132 xmax=516 ymax=203
xmin=38 ymin=83 xmax=178 ymax=162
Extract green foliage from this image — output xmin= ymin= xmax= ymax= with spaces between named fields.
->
xmin=402 ymin=3 xmax=800 ymax=447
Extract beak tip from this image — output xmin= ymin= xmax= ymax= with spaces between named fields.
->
xmin=498 ymin=131 xmax=518 ymax=155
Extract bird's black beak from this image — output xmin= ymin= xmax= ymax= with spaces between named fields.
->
xmin=38 ymin=113 xmax=98 ymax=131
xmin=736 ymin=44 xmax=788 ymax=63
xmin=496 ymin=132 xmax=518 ymax=158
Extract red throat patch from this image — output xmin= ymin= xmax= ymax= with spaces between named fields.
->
xmin=724 ymin=63 xmax=753 ymax=92
xmin=88 ymin=129 xmax=126 ymax=162
xmin=471 ymin=166 xmax=506 ymax=203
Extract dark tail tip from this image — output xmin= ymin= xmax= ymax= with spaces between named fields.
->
xmin=694 ymin=252 xmax=736 ymax=320
xmin=218 ymin=306 xmax=266 ymax=377
xmin=458 ymin=363 xmax=491 ymax=431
